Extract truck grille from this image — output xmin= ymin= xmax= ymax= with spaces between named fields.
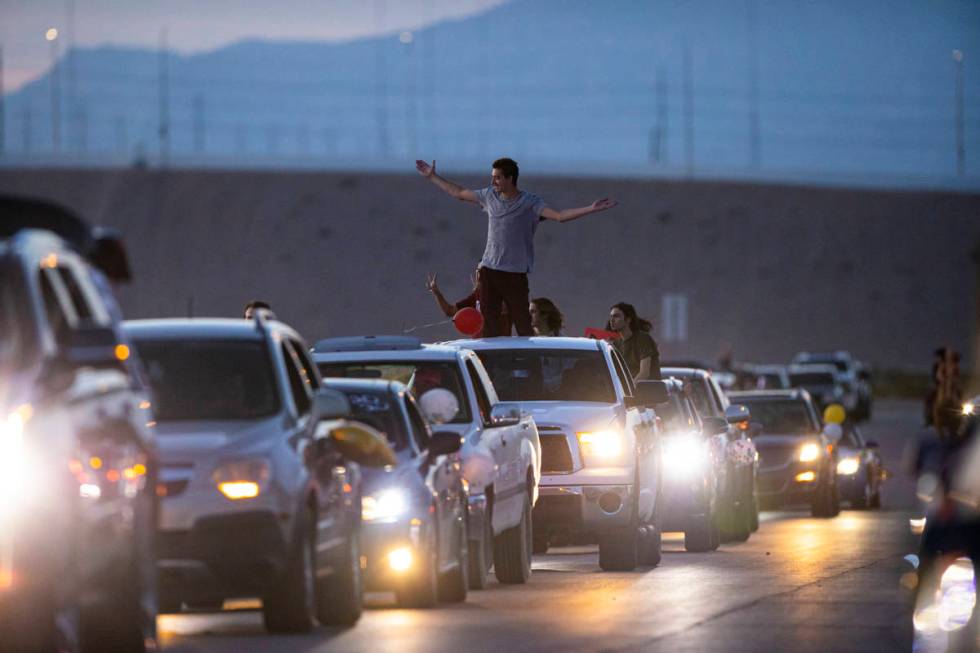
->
xmin=539 ymin=433 xmax=574 ymax=474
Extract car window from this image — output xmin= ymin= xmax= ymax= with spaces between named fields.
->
xmin=708 ymin=375 xmax=728 ymax=409
xmin=476 ymin=349 xmax=616 ymax=403
xmin=281 ymin=343 xmax=312 ymax=416
xmin=134 ymin=339 xmax=280 ymax=421
xmin=55 ymin=261 xmax=109 ymax=326
xmin=658 ymin=395 xmax=699 ymax=434
xmin=465 ymin=359 xmax=492 ymax=426
xmin=683 ymin=378 xmax=714 ymax=417
xmin=39 ymin=268 xmax=75 ymax=347
xmin=317 ymin=360 xmax=471 ymax=424
xmin=0 ymin=263 xmax=36 ymax=371
xmin=610 ymin=349 xmax=634 ymax=396
xmin=404 ymin=394 xmax=432 ymax=450
xmin=735 ymin=399 xmax=816 ymax=436
xmin=340 ymin=389 xmax=410 ymax=451
xmin=288 ymin=339 xmax=320 ymax=390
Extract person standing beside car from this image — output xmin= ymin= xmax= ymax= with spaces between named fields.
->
xmin=606 ymin=302 xmax=661 ymax=381
xmin=415 ymin=157 xmax=617 ymax=336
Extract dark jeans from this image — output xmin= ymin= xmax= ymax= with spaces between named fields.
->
xmin=478 ymin=267 xmax=532 ymax=337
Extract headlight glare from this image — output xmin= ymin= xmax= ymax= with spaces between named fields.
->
xmin=362 ymin=489 xmax=407 ymax=521
xmin=576 ymin=430 xmax=623 ymax=460
xmin=213 ymin=458 xmax=270 ymax=500
xmin=0 ymin=405 xmax=32 ymax=505
xmin=799 ymin=443 xmax=820 ymax=462
xmin=663 ymin=435 xmax=704 ymax=477
xmin=837 ymin=457 xmax=861 ymax=475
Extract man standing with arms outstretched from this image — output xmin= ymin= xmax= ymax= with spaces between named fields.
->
xmin=416 ymin=157 xmax=617 ymax=336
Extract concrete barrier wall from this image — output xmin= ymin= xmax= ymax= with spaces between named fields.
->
xmin=1 ymin=167 xmax=978 ymax=371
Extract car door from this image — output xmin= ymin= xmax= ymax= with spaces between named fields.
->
xmin=464 ymin=357 xmax=519 ymax=496
xmin=609 ymin=347 xmax=658 ymax=521
xmin=405 ymin=393 xmax=460 ymax=568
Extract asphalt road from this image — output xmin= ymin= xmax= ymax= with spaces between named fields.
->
xmin=160 ymin=400 xmax=921 ymax=653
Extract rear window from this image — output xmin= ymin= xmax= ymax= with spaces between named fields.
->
xmin=475 ymin=349 xmax=615 ymax=403
xmin=134 ymin=339 xmax=279 ymax=421
xmin=736 ymin=399 xmax=816 ymax=436
xmin=339 ymin=389 xmax=409 ymax=451
xmin=790 ymin=372 xmax=835 ymax=386
xmin=317 ymin=360 xmax=471 ymax=424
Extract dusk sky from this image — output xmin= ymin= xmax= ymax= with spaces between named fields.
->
xmin=0 ymin=0 xmax=506 ymax=92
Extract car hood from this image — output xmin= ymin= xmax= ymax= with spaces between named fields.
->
xmin=153 ymin=416 xmax=285 ymax=462
xmin=513 ymin=401 xmax=622 ymax=431
xmin=754 ymin=434 xmax=818 ymax=448
xmin=361 ymin=451 xmax=423 ymax=495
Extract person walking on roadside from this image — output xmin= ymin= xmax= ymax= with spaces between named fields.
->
xmin=530 ymin=297 xmax=564 ymax=336
xmin=606 ymin=302 xmax=661 ymax=381
xmin=415 ymin=157 xmax=617 ymax=336
xmin=425 ymin=269 xmax=512 ymax=336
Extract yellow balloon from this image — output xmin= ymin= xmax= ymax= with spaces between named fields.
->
xmin=823 ymin=403 xmax=846 ymax=424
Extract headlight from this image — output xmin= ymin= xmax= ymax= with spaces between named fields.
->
xmin=0 ymin=405 xmax=32 ymax=505
xmin=962 ymin=402 xmax=975 ymax=416
xmin=799 ymin=442 xmax=820 ymax=462
xmin=213 ymin=458 xmax=270 ymax=500
xmin=576 ymin=430 xmax=623 ymax=460
xmin=663 ymin=435 xmax=704 ymax=477
xmin=362 ymin=489 xmax=407 ymax=521
xmin=837 ymin=457 xmax=861 ymax=475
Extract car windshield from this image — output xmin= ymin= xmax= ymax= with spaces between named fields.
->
xmin=680 ymin=378 xmax=713 ymax=416
xmin=317 ymin=361 xmax=471 ymax=424
xmin=134 ymin=339 xmax=280 ymax=421
xmin=737 ymin=399 xmax=815 ymax=435
xmin=790 ymin=372 xmax=836 ymax=386
xmin=337 ymin=389 xmax=409 ymax=451
xmin=476 ymin=349 xmax=616 ymax=403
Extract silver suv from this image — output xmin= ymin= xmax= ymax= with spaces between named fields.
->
xmin=125 ymin=317 xmax=395 ymax=631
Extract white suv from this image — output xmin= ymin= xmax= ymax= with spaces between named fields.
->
xmin=312 ymin=336 xmax=541 ymax=586
xmin=449 ymin=337 xmax=666 ymax=572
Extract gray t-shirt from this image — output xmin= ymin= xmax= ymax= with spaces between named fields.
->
xmin=473 ymin=187 xmax=548 ymax=274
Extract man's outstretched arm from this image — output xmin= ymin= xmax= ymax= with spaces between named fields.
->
xmin=540 ymin=198 xmax=618 ymax=223
xmin=415 ymin=160 xmax=478 ymax=203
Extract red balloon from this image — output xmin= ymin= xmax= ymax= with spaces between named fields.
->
xmin=453 ymin=307 xmax=484 ymax=336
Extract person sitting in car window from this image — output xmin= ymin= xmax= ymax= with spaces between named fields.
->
xmin=606 ymin=302 xmax=661 ymax=382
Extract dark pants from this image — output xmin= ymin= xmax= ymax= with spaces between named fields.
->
xmin=478 ymin=267 xmax=532 ymax=337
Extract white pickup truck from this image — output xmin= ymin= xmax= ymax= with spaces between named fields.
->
xmin=448 ymin=337 xmax=668 ymax=572
xmin=312 ymin=336 xmax=541 ymax=587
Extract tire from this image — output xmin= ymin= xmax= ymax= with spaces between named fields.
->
xmin=262 ymin=512 xmax=315 ymax=633
xmin=395 ymin=524 xmax=438 ymax=608
xmin=851 ymin=472 xmax=872 ymax=509
xmin=721 ymin=470 xmax=752 ymax=542
xmin=811 ymin=476 xmax=836 ymax=518
xmin=640 ymin=525 xmax=663 ymax=566
xmin=468 ymin=503 xmax=492 ymax=590
xmin=684 ymin=514 xmax=715 ymax=553
xmin=315 ymin=529 xmax=363 ymax=626
xmin=437 ymin=505 xmax=469 ymax=603
xmin=493 ymin=490 xmax=532 ymax=584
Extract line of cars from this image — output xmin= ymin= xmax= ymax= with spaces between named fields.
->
xmin=0 ymin=200 xmax=887 ymax=651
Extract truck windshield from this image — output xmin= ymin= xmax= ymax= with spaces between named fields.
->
xmin=317 ymin=360 xmax=471 ymax=424
xmin=475 ymin=349 xmax=616 ymax=403
xmin=134 ymin=339 xmax=280 ymax=421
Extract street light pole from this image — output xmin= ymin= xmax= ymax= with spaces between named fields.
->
xmin=953 ymin=49 xmax=965 ymax=177
xmin=46 ymin=28 xmax=61 ymax=152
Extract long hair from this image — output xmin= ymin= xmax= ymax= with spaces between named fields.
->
xmin=606 ymin=302 xmax=652 ymax=332
xmin=531 ymin=297 xmax=563 ymax=335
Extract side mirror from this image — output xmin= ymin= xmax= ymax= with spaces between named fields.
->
xmin=312 ymin=388 xmax=351 ymax=421
xmin=63 ymin=325 xmax=128 ymax=370
xmin=419 ymin=388 xmax=459 ymax=425
xmin=631 ymin=380 xmax=670 ymax=407
xmin=489 ymin=403 xmax=521 ymax=427
xmin=702 ymin=416 xmax=729 ymax=436
xmin=313 ymin=418 xmax=397 ymax=467
xmin=429 ymin=430 xmax=464 ymax=456
xmin=725 ymin=404 xmax=751 ymax=424
xmin=866 ymin=440 xmax=879 ymax=449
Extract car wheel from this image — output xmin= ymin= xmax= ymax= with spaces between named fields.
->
xmin=315 ymin=528 xmax=363 ymax=626
xmin=493 ymin=489 xmax=532 ymax=584
xmin=438 ymin=504 xmax=469 ymax=603
xmin=684 ymin=513 xmax=715 ymax=553
xmin=262 ymin=512 xmax=315 ymax=633
xmin=829 ymin=476 xmax=842 ymax=516
xmin=468 ymin=501 xmax=492 ymax=590
xmin=396 ymin=523 xmax=439 ymax=608
xmin=811 ymin=477 xmax=835 ymax=518
xmin=640 ymin=524 xmax=663 ymax=566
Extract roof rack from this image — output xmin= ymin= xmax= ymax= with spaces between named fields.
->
xmin=313 ymin=335 xmax=423 ymax=353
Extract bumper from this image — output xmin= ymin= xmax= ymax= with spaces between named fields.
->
xmin=361 ymin=519 xmax=427 ymax=591
xmin=758 ymin=464 xmax=823 ymax=506
xmin=836 ymin=471 xmax=866 ymax=501
xmin=533 ymin=484 xmax=634 ymax=537
xmin=156 ymin=510 xmax=291 ymax=603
